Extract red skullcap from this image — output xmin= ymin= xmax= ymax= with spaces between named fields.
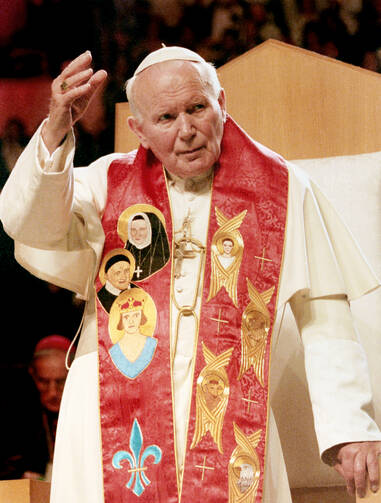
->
xmin=34 ymin=335 xmax=72 ymax=355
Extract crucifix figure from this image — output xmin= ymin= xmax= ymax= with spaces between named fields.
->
xmin=174 ymin=209 xmax=198 ymax=278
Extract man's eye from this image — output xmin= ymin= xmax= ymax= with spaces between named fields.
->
xmin=159 ymin=113 xmax=172 ymax=122
xmin=189 ymin=104 xmax=205 ymax=113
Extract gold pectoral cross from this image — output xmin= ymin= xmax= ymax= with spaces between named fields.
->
xmin=174 ymin=239 xmax=197 ymax=278
xmin=174 ymin=210 xmax=198 ymax=278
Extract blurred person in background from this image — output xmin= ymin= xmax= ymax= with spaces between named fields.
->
xmin=0 ymin=335 xmax=73 ymax=481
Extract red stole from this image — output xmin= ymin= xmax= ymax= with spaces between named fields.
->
xmin=95 ymin=116 xmax=288 ymax=502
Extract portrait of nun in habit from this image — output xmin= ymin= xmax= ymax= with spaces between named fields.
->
xmin=118 ymin=204 xmax=170 ymax=282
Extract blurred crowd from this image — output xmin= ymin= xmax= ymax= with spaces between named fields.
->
xmin=1 ymin=0 xmax=381 ymax=79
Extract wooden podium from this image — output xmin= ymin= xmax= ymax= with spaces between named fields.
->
xmin=0 ymin=480 xmax=50 ymax=503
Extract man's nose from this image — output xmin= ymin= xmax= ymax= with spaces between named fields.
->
xmin=46 ymin=380 xmax=60 ymax=396
xmin=178 ymin=114 xmax=195 ymax=140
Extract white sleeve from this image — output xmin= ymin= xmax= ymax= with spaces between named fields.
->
xmin=0 ymin=122 xmax=76 ymax=247
xmin=0 ymin=121 xmax=121 ymax=297
xmin=279 ymin=163 xmax=379 ymax=307
xmin=290 ymin=291 xmax=381 ymax=461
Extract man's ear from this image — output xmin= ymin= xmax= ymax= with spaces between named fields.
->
xmin=127 ymin=116 xmax=150 ymax=149
xmin=218 ymin=88 xmax=227 ymax=123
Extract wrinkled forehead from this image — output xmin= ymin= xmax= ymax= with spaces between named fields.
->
xmin=132 ymin=60 xmax=211 ymax=113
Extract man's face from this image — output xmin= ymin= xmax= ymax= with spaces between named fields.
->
xmin=129 ymin=61 xmax=226 ymax=179
xmin=122 ymin=309 xmax=142 ymax=334
xmin=31 ymin=353 xmax=68 ymax=413
xmin=106 ymin=260 xmax=130 ymax=290
xmin=130 ymin=219 xmax=149 ymax=245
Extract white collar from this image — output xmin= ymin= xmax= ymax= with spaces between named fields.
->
xmin=166 ymin=168 xmax=213 ymax=194
xmin=105 ymin=281 xmax=129 ymax=296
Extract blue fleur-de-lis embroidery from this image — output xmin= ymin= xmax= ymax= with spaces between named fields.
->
xmin=112 ymin=418 xmax=162 ymax=497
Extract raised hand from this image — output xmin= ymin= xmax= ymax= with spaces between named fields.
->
xmin=42 ymin=51 xmax=108 ymax=154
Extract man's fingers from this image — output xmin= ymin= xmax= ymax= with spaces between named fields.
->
xmin=53 ymin=51 xmax=97 ymax=96
xmin=58 ymin=68 xmax=94 ymax=93
xmin=73 ymin=70 xmax=108 ymax=107
xmin=52 ymin=66 xmax=107 ymax=112
xmin=58 ymin=69 xmax=107 ymax=100
xmin=68 ymin=70 xmax=108 ymax=124
xmin=335 ymin=449 xmax=356 ymax=496
xmin=353 ymin=452 xmax=367 ymax=498
xmin=89 ymin=69 xmax=108 ymax=91
xmin=334 ymin=461 xmax=355 ymax=495
xmin=61 ymin=50 xmax=93 ymax=80
xmin=367 ymin=452 xmax=381 ymax=493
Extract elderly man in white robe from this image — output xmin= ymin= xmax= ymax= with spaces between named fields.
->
xmin=1 ymin=47 xmax=381 ymax=503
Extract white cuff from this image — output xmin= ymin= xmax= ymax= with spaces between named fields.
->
xmin=305 ymin=338 xmax=381 ymax=458
xmin=37 ymin=119 xmax=75 ymax=174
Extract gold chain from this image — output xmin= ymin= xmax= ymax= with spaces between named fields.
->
xmin=171 ymin=236 xmax=206 ymax=359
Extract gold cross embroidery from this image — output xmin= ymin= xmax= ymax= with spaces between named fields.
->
xmin=209 ymin=308 xmax=229 ymax=335
xmin=242 ymin=389 xmax=258 ymax=414
xmin=195 ymin=455 xmax=215 ymax=481
xmin=254 ymin=247 xmax=273 ymax=271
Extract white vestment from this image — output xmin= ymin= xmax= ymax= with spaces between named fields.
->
xmin=1 ymin=123 xmax=380 ymax=503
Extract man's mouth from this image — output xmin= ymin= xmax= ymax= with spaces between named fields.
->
xmin=178 ymin=146 xmax=204 ymax=158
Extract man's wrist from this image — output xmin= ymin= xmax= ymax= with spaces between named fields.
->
xmin=41 ymin=120 xmax=68 ymax=155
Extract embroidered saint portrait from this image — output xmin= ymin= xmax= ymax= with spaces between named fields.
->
xmin=228 ymin=423 xmax=261 ymax=503
xmin=108 ymin=288 xmax=157 ymax=379
xmin=238 ymin=279 xmax=275 ymax=385
xmin=97 ymin=248 xmax=138 ymax=313
xmin=191 ymin=343 xmax=233 ymax=454
xmin=207 ymin=207 xmax=246 ymax=307
xmin=117 ymin=204 xmax=170 ymax=281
